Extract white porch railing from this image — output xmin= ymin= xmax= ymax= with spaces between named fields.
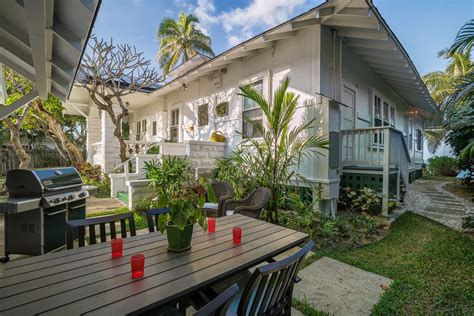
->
xmin=341 ymin=127 xmax=411 ymax=216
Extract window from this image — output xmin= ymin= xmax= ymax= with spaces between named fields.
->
xmin=170 ymin=109 xmax=179 ymax=142
xmin=408 ymin=119 xmax=414 ymax=150
xmin=122 ymin=121 xmax=130 ymax=140
xmin=374 ymin=95 xmax=382 ymax=127
xmin=136 ymin=121 xmax=141 ymax=141
xmin=152 ymin=121 xmax=157 ymax=136
xmin=390 ymin=106 xmax=395 ymax=127
xmin=198 ymin=103 xmax=209 ymax=127
xmin=416 ymin=129 xmax=422 ymax=151
xmin=383 ymin=101 xmax=389 ymax=126
xmin=141 ymin=119 xmax=147 ymax=133
xmin=216 ymin=102 xmax=228 ymax=117
xmin=242 ymin=79 xmax=263 ymax=138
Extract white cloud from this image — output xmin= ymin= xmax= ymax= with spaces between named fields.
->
xmin=193 ymin=0 xmax=308 ymax=48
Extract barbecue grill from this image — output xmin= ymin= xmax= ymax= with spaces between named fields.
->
xmin=0 ymin=167 xmax=91 ymax=263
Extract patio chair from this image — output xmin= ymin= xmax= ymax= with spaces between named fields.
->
xmin=223 ymin=187 xmax=271 ymax=219
xmin=191 ymin=240 xmax=314 ymax=315
xmin=145 ymin=284 xmax=240 ymax=316
xmin=204 ymin=181 xmax=234 ymax=218
xmin=66 ymin=212 xmax=136 ymax=249
xmin=145 ymin=208 xmax=170 ymax=233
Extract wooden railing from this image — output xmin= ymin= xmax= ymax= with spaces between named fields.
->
xmin=341 ymin=127 xmax=411 ymax=215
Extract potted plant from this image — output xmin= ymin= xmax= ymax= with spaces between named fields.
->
xmin=144 ymin=156 xmax=216 ymax=252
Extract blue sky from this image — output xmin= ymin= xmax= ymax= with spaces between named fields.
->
xmin=92 ymin=0 xmax=473 ymax=77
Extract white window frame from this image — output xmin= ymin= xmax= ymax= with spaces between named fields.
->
xmin=197 ymin=103 xmax=209 ymax=127
xmin=152 ymin=120 xmax=157 ymax=136
xmin=168 ymin=106 xmax=181 ymax=142
xmin=390 ymin=106 xmax=396 ymax=127
xmin=408 ymin=118 xmax=414 ymax=150
xmin=240 ymin=75 xmax=267 ymax=139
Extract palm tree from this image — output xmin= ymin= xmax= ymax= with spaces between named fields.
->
xmin=423 ymin=49 xmax=472 ymax=153
xmin=157 ymin=13 xmax=214 ymax=75
xmin=234 ymin=77 xmax=329 ymax=222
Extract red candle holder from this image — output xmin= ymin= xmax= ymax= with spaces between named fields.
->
xmin=232 ymin=227 xmax=242 ymax=244
xmin=131 ymin=254 xmax=145 ymax=279
xmin=111 ymin=238 xmax=123 ymax=259
xmin=208 ymin=218 xmax=216 ymax=233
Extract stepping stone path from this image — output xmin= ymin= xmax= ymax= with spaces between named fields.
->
xmin=293 ymin=257 xmax=392 ymax=315
xmin=406 ymin=179 xmax=471 ymax=230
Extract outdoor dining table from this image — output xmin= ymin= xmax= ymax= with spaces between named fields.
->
xmin=0 ymin=214 xmax=308 ymax=315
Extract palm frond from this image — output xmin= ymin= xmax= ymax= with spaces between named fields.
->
xmin=449 ymin=19 xmax=474 ymax=55
xmin=423 ymin=128 xmax=447 ymax=154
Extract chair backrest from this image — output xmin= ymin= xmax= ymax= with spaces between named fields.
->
xmin=237 ymin=240 xmax=314 ymax=315
xmin=250 ymin=187 xmax=271 ymax=208
xmin=194 ymin=284 xmax=240 ymax=316
xmin=66 ymin=212 xmax=136 ymax=249
xmin=211 ymin=181 xmax=234 ymax=200
xmin=145 ymin=208 xmax=170 ymax=233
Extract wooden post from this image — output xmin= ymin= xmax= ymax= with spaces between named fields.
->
xmin=382 ymin=128 xmax=390 ymax=217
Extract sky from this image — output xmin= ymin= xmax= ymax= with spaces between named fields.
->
xmin=91 ymin=0 xmax=473 ymax=77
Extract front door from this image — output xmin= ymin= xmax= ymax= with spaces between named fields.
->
xmin=342 ymin=86 xmax=356 ymax=129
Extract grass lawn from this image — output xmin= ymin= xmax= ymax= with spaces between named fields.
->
xmin=307 ymin=212 xmax=474 ymax=315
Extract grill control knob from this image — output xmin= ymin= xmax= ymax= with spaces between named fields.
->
xmin=61 ymin=197 xmax=67 ymax=201
xmin=68 ymin=194 xmax=75 ymax=200
xmin=78 ymin=192 xmax=87 ymax=198
xmin=53 ymin=198 xmax=61 ymax=203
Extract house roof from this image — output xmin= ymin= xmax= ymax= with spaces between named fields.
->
xmin=0 ymin=0 xmax=101 ymax=119
xmin=151 ymin=0 xmax=437 ymax=119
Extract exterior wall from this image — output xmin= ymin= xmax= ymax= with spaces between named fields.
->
xmin=134 ymin=26 xmax=323 ymax=155
xmin=86 ymin=106 xmax=101 ymax=163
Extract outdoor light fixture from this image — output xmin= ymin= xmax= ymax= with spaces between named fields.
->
xmin=182 ymin=83 xmax=188 ymax=91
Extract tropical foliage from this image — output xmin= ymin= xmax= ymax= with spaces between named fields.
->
xmin=218 ymin=77 xmax=329 ymax=222
xmin=423 ymin=19 xmax=473 ymax=173
xmin=143 ymin=156 xmax=216 ymax=232
xmin=157 ymin=13 xmax=214 ymax=75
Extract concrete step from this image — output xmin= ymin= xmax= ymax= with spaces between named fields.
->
xmin=423 ymin=206 xmax=466 ymax=217
xmin=117 ymin=191 xmax=129 ymax=205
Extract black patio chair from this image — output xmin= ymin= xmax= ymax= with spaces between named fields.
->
xmin=145 ymin=284 xmax=240 ymax=316
xmin=145 ymin=208 xmax=170 ymax=232
xmin=189 ymin=240 xmax=313 ymax=315
xmin=223 ymin=187 xmax=271 ymax=219
xmin=193 ymin=283 xmax=240 ymax=316
xmin=235 ymin=240 xmax=314 ymax=315
xmin=66 ymin=212 xmax=136 ymax=249
xmin=205 ymin=181 xmax=234 ymax=218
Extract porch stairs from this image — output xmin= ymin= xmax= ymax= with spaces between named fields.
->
xmin=341 ymin=127 xmax=411 ymax=216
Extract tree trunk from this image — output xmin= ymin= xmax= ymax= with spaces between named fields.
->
xmin=114 ymin=117 xmax=128 ymax=162
xmin=32 ymin=101 xmax=85 ymax=165
xmin=4 ymin=119 xmax=30 ymax=169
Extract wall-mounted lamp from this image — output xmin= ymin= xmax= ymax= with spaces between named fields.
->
xmin=182 ymin=83 xmax=188 ymax=91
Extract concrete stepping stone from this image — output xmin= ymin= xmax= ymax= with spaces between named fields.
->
xmin=294 ymin=257 xmax=392 ymax=316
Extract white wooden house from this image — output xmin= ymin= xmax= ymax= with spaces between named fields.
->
xmin=64 ymin=0 xmax=438 ymax=216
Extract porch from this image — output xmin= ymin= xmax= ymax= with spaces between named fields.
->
xmin=340 ymin=126 xmax=412 ymax=216
xmin=109 ymin=140 xmax=226 ymax=209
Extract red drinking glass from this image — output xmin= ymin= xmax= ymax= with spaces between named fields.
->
xmin=111 ymin=238 xmax=123 ymax=259
xmin=131 ymin=254 xmax=145 ymax=279
xmin=208 ymin=218 xmax=216 ymax=233
xmin=232 ymin=227 xmax=242 ymax=244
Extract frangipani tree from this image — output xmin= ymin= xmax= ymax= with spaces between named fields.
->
xmin=78 ymin=37 xmax=162 ymax=162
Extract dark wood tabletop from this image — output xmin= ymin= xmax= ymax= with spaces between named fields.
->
xmin=0 ymin=214 xmax=307 ymax=315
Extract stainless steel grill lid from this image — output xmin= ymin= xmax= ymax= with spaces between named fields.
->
xmin=6 ymin=167 xmax=83 ymax=197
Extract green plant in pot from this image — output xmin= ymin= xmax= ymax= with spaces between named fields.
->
xmin=144 ymin=156 xmax=216 ymax=252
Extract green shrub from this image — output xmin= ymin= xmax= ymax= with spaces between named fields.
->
xmin=339 ymin=186 xmax=382 ymax=215
xmin=211 ymin=155 xmax=255 ymax=199
xmin=144 ymin=156 xmax=192 ymax=197
xmin=146 ymin=144 xmax=160 ymax=154
xmin=77 ymin=162 xmax=103 ymax=183
xmin=133 ymin=199 xmax=161 ymax=213
xmin=77 ymin=162 xmax=110 ymax=197
xmin=426 ymin=156 xmax=458 ymax=176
